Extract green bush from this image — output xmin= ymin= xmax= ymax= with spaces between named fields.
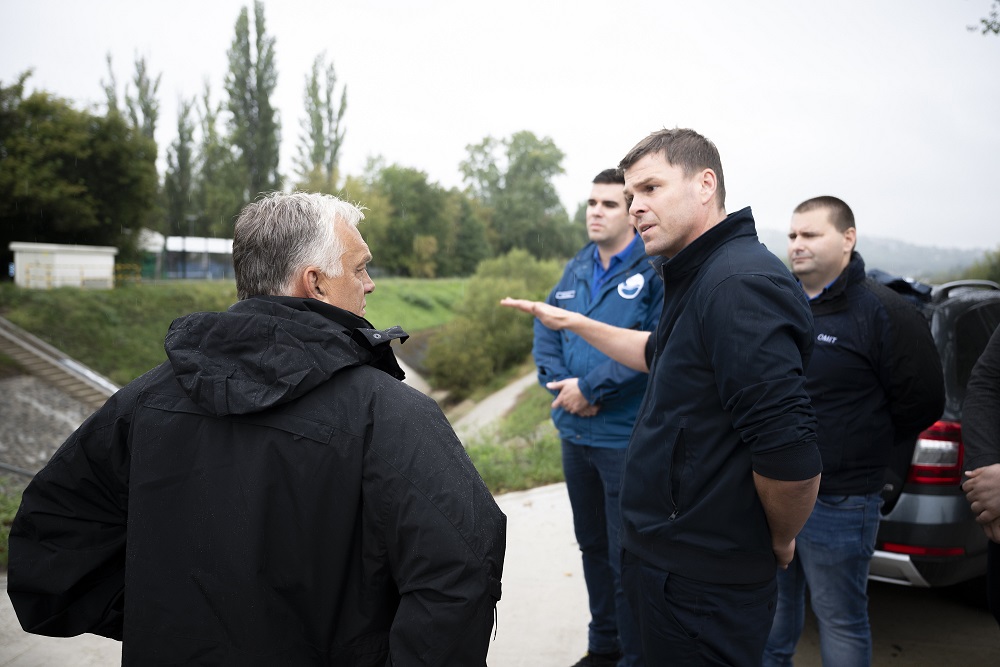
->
xmin=963 ymin=247 xmax=1000 ymax=284
xmin=425 ymin=250 xmax=561 ymax=397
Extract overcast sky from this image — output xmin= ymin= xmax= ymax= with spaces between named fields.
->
xmin=3 ymin=0 xmax=999 ymax=250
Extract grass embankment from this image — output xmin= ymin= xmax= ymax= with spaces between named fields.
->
xmin=0 ymin=279 xmax=465 ymax=385
xmin=466 ymin=382 xmax=563 ymax=495
xmin=0 ymin=279 xmax=562 ymax=566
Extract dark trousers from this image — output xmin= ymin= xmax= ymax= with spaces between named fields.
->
xmin=990 ymin=540 xmax=1000 ymax=628
xmin=621 ymin=550 xmax=777 ymax=666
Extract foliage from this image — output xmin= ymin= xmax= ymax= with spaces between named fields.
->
xmin=293 ymin=53 xmax=346 ymax=193
xmin=194 ymin=84 xmax=244 ymax=237
xmin=466 ymin=383 xmax=563 ymax=494
xmin=0 ymin=278 xmax=462 ymax=386
xmin=346 ymin=163 xmax=492 ymax=278
xmin=962 ymin=247 xmax=1000 ymax=283
xmin=101 ymin=54 xmax=164 ymax=235
xmin=164 ymin=98 xmax=197 ymax=236
xmin=125 ymin=55 xmax=161 ymax=141
xmin=980 ymin=0 xmax=1000 ymax=34
xmin=226 ymin=0 xmax=281 ymax=198
xmin=461 ymin=130 xmax=587 ymax=260
xmin=0 ymin=73 xmax=158 ymax=269
xmin=425 ymin=250 xmax=561 ymax=397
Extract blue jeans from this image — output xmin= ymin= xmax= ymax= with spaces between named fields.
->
xmin=562 ymin=441 xmax=642 ymax=666
xmin=763 ymin=492 xmax=883 ymax=667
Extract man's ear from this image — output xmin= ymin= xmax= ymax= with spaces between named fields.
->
xmin=843 ymin=227 xmax=857 ymax=254
xmin=294 ymin=267 xmax=323 ymax=299
xmin=698 ymin=169 xmax=717 ymax=205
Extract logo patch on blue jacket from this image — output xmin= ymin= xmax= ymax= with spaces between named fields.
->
xmin=617 ymin=274 xmax=646 ymax=300
xmin=555 ymin=290 xmax=576 ymax=300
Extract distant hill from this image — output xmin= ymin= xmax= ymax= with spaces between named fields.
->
xmin=756 ymin=228 xmax=987 ymax=283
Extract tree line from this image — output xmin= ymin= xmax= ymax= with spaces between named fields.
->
xmin=0 ymin=1 xmax=586 ymax=278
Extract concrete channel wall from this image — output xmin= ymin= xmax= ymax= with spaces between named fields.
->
xmin=0 ymin=316 xmax=116 ymax=477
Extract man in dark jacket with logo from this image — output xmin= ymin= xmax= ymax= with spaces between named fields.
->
xmin=763 ymin=196 xmax=944 ymax=666
xmin=8 ymin=192 xmax=507 ymax=666
xmin=503 ymin=128 xmax=823 ymax=666
xmin=535 ymin=168 xmax=661 ymax=667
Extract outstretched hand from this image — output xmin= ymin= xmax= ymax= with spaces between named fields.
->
xmin=500 ymin=298 xmax=578 ymax=331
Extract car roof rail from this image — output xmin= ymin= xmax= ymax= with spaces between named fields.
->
xmin=931 ymin=279 xmax=1000 ymax=302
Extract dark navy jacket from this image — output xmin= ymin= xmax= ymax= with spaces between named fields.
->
xmin=534 ymin=236 xmax=662 ymax=447
xmin=806 ymin=252 xmax=944 ymax=494
xmin=621 ymin=208 xmax=822 ymax=585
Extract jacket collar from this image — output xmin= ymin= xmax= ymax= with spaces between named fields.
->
xmin=807 ymin=251 xmax=866 ymax=306
xmin=652 ymin=207 xmax=758 ymax=280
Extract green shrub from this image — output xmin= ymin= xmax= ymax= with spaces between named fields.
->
xmin=425 ymin=250 xmax=561 ymax=397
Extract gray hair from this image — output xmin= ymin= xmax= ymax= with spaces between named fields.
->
xmin=232 ymin=191 xmax=365 ymax=301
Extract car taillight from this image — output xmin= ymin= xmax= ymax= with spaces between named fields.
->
xmin=881 ymin=542 xmax=965 ymax=557
xmin=906 ymin=420 xmax=963 ymax=485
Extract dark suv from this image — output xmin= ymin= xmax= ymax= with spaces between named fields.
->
xmin=868 ymin=278 xmax=1000 ymax=588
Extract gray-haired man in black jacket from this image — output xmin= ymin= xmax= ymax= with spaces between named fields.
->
xmin=9 ymin=192 xmax=506 ymax=666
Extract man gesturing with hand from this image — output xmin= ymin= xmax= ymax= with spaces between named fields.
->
xmin=503 ymin=128 xmax=821 ymax=667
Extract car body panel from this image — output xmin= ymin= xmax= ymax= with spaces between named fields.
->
xmin=870 ymin=278 xmax=1000 ymax=588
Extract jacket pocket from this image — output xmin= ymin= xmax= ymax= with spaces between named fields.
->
xmin=623 ymin=418 xmax=688 ymax=524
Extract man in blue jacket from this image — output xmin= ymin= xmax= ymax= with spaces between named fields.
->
xmin=764 ymin=196 xmax=944 ymax=666
xmin=503 ymin=129 xmax=822 ymax=666
xmin=535 ymin=168 xmax=661 ymax=667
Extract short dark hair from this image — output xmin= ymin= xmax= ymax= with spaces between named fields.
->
xmin=592 ymin=168 xmax=624 ymax=185
xmin=618 ymin=128 xmax=726 ymax=209
xmin=794 ymin=196 xmax=855 ymax=233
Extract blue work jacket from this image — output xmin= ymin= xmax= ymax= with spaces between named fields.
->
xmin=533 ymin=237 xmax=662 ymax=448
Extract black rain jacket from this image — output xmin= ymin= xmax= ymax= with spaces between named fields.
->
xmin=8 ymin=296 xmax=506 ymax=666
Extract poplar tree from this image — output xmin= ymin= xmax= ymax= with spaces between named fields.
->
xmin=225 ymin=0 xmax=281 ymax=199
xmin=164 ymin=97 xmax=196 ymax=236
xmin=293 ymin=52 xmax=347 ymax=192
xmin=126 ymin=55 xmax=161 ymax=141
xmin=195 ymin=83 xmax=244 ymax=237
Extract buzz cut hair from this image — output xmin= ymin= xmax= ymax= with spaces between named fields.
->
xmin=794 ymin=196 xmax=855 ymax=233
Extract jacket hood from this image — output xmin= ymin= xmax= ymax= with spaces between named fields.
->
xmin=164 ymin=296 xmax=407 ymax=416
